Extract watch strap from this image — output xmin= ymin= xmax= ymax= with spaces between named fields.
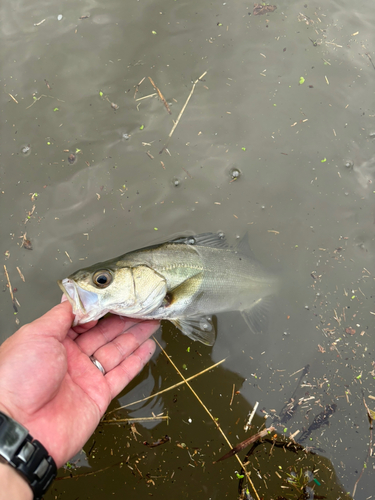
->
xmin=0 ymin=411 xmax=57 ymax=500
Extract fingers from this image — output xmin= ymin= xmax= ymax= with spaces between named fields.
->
xmin=89 ymin=319 xmax=160 ymax=374
xmin=72 ymin=320 xmax=99 ymax=335
xmin=105 ymin=338 xmax=156 ymax=398
xmin=61 ymin=293 xmax=100 ymax=336
xmin=75 ymin=315 xmax=153 ymax=355
xmin=18 ymin=301 xmax=75 ymax=342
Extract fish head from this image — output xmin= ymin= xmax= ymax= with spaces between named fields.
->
xmin=58 ymin=264 xmax=167 ymax=325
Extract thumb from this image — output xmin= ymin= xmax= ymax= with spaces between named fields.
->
xmin=18 ymin=301 xmax=75 ymax=343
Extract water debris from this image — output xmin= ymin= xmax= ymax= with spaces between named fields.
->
xmin=231 ymin=168 xmax=241 ymax=180
xmin=65 ymin=251 xmax=72 ymax=263
xmin=68 ymin=153 xmax=77 ymax=165
xmin=8 ymin=93 xmax=18 ymax=104
xmin=143 ymin=435 xmax=171 ymax=448
xmin=244 ymin=401 xmax=259 ymax=431
xmin=101 ymin=415 xmax=169 ymax=424
xmin=4 ymin=265 xmax=18 ymax=313
xmin=16 ymin=267 xmax=25 ymax=282
xmin=21 ymin=144 xmax=31 ymax=156
xmin=134 ymin=76 xmax=146 ymax=99
xmin=253 ymin=3 xmax=277 ymax=15
xmin=159 ymin=70 xmax=208 ymax=154
xmin=214 ymin=427 xmax=275 ymax=463
xmin=33 ymin=19 xmax=46 ymax=26
xmin=21 ymin=233 xmax=33 ymax=250
xmin=26 ymin=94 xmax=65 ymax=109
xmin=148 ymin=77 xmax=171 ymax=114
xmin=275 ymin=365 xmax=310 ymax=425
xmin=352 ymin=396 xmax=374 ymax=497
xmin=299 ymin=404 xmax=337 ymax=442
xmin=152 ymin=337 xmax=260 ymax=500
xmin=105 ymin=357 xmax=226 ymax=414
xmin=365 ymin=52 xmax=375 ymax=70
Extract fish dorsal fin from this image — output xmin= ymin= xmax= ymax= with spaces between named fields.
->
xmin=170 ymin=316 xmax=216 ymax=346
xmin=171 ymin=232 xmax=229 ymax=249
xmin=235 ymin=233 xmax=255 ymax=258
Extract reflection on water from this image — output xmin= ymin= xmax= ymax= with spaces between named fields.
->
xmin=1 ymin=0 xmax=375 ymax=497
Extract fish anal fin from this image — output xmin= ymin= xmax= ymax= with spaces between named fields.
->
xmin=241 ymin=296 xmax=273 ymax=334
xmin=171 ymin=316 xmax=216 ymax=346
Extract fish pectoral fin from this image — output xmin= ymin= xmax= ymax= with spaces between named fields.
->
xmin=171 ymin=316 xmax=216 ymax=346
xmin=241 ymin=296 xmax=273 ymax=334
xmin=168 ymin=271 xmax=203 ymax=300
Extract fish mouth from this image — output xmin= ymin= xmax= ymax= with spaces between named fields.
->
xmin=58 ymin=278 xmax=87 ymax=320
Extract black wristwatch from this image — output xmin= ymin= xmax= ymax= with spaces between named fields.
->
xmin=0 ymin=411 xmax=57 ymax=499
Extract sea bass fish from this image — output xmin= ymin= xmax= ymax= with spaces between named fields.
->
xmin=58 ymin=233 xmax=278 ymax=345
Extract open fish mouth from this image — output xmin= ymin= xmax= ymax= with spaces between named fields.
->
xmin=58 ymin=278 xmax=86 ymax=313
xmin=57 ymin=278 xmax=102 ymax=325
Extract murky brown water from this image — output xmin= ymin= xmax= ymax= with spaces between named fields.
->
xmin=1 ymin=0 xmax=375 ymax=498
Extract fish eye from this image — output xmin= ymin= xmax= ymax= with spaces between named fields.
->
xmin=93 ymin=270 xmax=112 ymax=288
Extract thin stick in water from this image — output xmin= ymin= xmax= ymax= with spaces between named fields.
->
xmin=106 ymin=357 xmax=226 ymax=415
xmin=159 ymin=71 xmax=207 ymax=154
xmin=153 ymin=336 xmax=260 ymax=500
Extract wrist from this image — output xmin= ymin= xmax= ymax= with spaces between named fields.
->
xmin=0 ymin=411 xmax=57 ymax=500
xmin=0 ymin=461 xmax=33 ymax=500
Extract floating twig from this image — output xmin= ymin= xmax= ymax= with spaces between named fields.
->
xmin=135 ymin=93 xmax=157 ymax=102
xmin=65 ymin=251 xmax=72 ymax=263
xmin=102 ymin=415 xmax=169 ymax=424
xmin=229 ymin=384 xmax=235 ymax=406
xmin=134 ymin=77 xmax=146 ymax=99
xmin=159 ymin=71 xmax=207 ymax=154
xmin=214 ymin=426 xmax=275 ymax=463
xmin=148 ymin=77 xmax=171 ymax=114
xmin=4 ymin=265 xmax=18 ymax=312
xmin=16 ymin=267 xmax=25 ymax=282
xmin=106 ymin=357 xmax=226 ymax=415
xmin=244 ymin=401 xmax=259 ymax=431
xmin=4 ymin=265 xmax=14 ymax=302
xmin=8 ymin=93 xmax=18 ymax=104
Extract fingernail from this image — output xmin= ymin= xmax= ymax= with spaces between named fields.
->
xmin=61 ymin=294 xmax=68 ymax=303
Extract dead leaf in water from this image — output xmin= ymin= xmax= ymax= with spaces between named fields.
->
xmin=253 ymin=3 xmax=277 ymax=15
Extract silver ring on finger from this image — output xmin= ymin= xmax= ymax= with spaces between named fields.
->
xmin=89 ymin=355 xmax=106 ymax=375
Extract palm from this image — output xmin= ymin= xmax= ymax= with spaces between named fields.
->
xmin=0 ymin=302 xmax=158 ymax=468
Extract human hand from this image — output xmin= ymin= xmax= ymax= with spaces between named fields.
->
xmin=0 ymin=301 xmax=159 ymax=468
